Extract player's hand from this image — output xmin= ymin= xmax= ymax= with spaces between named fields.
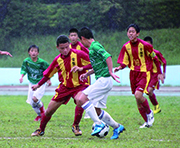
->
xmin=114 ymin=66 xmax=122 ymax=73
xmin=162 ymin=73 xmax=166 ymax=79
xmin=80 ymin=73 xmax=87 ymax=82
xmin=31 ymin=84 xmax=40 ymax=91
xmin=1 ymin=51 xmax=13 ymax=57
xmin=19 ymin=77 xmax=23 ymax=83
xmin=158 ymin=74 xmax=164 ymax=84
xmin=47 ymin=80 xmax=51 ymax=87
xmin=110 ymin=72 xmax=120 ymax=83
xmin=71 ymin=66 xmax=83 ymax=73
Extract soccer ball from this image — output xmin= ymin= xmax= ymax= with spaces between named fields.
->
xmin=92 ymin=122 xmax=109 ymax=138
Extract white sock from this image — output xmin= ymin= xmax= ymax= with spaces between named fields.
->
xmin=82 ymin=101 xmax=101 ymax=124
xmin=99 ymin=110 xmax=119 ymax=129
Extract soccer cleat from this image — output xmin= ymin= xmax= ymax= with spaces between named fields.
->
xmin=153 ymin=104 xmax=161 ymax=114
xmin=139 ymin=122 xmax=150 ymax=128
xmin=147 ymin=110 xmax=154 ymax=126
xmin=72 ymin=125 xmax=82 ymax=136
xmin=31 ymin=129 xmax=44 ymax=136
xmin=110 ymin=124 xmax=125 ymax=139
xmin=34 ymin=116 xmax=41 ymax=121
xmin=91 ymin=122 xmax=105 ymax=136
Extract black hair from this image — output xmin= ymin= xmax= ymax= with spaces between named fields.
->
xmin=56 ymin=35 xmax=69 ymax=46
xmin=144 ymin=36 xmax=153 ymax=44
xmin=127 ymin=24 xmax=140 ymax=33
xmin=69 ymin=27 xmax=78 ymax=34
xmin=78 ymin=27 xmax=94 ymax=39
xmin=28 ymin=45 xmax=39 ymax=52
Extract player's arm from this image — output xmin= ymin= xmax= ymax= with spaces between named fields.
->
xmin=157 ymin=51 xmax=167 ymax=78
xmin=32 ymin=58 xmax=57 ymax=90
xmin=106 ymin=56 xmax=120 ymax=83
xmin=0 ymin=50 xmax=13 ymax=57
xmin=114 ymin=46 xmax=128 ymax=73
xmin=80 ymin=69 xmax=94 ymax=82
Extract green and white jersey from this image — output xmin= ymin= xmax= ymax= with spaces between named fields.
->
xmin=89 ymin=41 xmax=111 ymax=80
xmin=20 ymin=57 xmax=49 ymax=84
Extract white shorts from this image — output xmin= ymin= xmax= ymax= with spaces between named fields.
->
xmin=26 ymin=82 xmax=46 ymax=104
xmin=83 ymin=77 xmax=113 ymax=108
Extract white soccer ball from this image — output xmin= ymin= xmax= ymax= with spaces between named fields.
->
xmin=92 ymin=122 xmax=109 ymax=138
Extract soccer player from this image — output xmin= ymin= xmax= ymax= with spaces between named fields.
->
xmin=31 ymin=35 xmax=103 ymax=137
xmin=114 ymin=24 xmax=163 ymax=128
xmin=69 ymin=27 xmax=91 ymax=121
xmin=76 ymin=27 xmax=125 ymax=140
xmin=0 ymin=50 xmax=12 ymax=57
xmin=144 ymin=36 xmax=166 ymax=114
xmin=19 ymin=45 xmax=51 ymax=121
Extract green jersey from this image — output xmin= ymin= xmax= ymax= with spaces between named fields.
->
xmin=20 ymin=57 xmax=49 ymax=84
xmin=89 ymin=41 xmax=111 ymax=79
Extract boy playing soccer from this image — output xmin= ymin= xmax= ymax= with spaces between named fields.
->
xmin=69 ymin=27 xmax=91 ymax=121
xmin=144 ymin=36 xmax=166 ymax=114
xmin=114 ymin=24 xmax=163 ymax=128
xmin=75 ymin=27 xmax=125 ymax=139
xmin=19 ymin=45 xmax=51 ymax=121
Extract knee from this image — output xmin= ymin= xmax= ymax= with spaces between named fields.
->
xmin=32 ymin=96 xmax=38 ymax=102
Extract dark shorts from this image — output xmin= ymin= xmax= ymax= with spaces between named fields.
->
xmin=51 ymin=83 xmax=89 ymax=105
xmin=148 ymin=72 xmax=159 ymax=90
xmin=130 ymin=70 xmax=151 ymax=94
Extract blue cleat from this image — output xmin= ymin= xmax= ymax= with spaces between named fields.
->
xmin=110 ymin=124 xmax=125 ymax=139
xmin=91 ymin=122 xmax=105 ymax=136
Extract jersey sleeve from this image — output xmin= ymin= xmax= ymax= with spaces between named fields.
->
xmin=20 ymin=60 xmax=27 ymax=75
xmin=117 ymin=45 xmax=129 ymax=69
xmin=155 ymin=50 xmax=167 ymax=73
xmin=94 ymin=43 xmax=111 ymax=60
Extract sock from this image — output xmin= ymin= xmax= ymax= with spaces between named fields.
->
xmin=149 ymin=93 xmax=158 ymax=106
xmin=40 ymin=113 xmax=52 ymax=132
xmin=73 ymin=106 xmax=84 ymax=126
xmin=141 ymin=98 xmax=151 ymax=114
xmin=32 ymin=100 xmax=45 ymax=116
xmin=99 ymin=110 xmax=119 ymax=129
xmin=82 ymin=101 xmax=101 ymax=124
xmin=138 ymin=107 xmax=147 ymax=122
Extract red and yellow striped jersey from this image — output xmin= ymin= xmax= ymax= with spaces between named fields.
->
xmin=43 ymin=49 xmax=90 ymax=88
xmin=117 ymin=38 xmax=156 ymax=72
xmin=70 ymin=41 xmax=89 ymax=54
xmin=152 ymin=49 xmax=166 ymax=73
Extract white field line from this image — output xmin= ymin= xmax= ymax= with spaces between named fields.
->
xmin=0 ymin=137 xmax=173 ymax=142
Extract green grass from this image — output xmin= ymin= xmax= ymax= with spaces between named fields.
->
xmin=0 ymin=28 xmax=180 ymax=67
xmin=0 ymin=95 xmax=179 ymax=148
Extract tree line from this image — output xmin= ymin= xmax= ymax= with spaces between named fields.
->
xmin=0 ymin=0 xmax=179 ymax=51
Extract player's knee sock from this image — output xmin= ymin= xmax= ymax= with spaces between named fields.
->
xmin=73 ymin=106 xmax=84 ymax=126
xmin=149 ymin=93 xmax=158 ymax=106
xmin=82 ymin=101 xmax=101 ymax=124
xmin=138 ymin=107 xmax=147 ymax=122
xmin=32 ymin=100 xmax=45 ymax=116
xmin=40 ymin=113 xmax=52 ymax=132
xmin=141 ymin=98 xmax=151 ymax=114
xmin=99 ymin=110 xmax=119 ymax=129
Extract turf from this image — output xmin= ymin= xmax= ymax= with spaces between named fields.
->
xmin=0 ymin=95 xmax=179 ymax=148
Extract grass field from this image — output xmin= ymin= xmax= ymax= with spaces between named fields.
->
xmin=0 ymin=95 xmax=179 ymax=148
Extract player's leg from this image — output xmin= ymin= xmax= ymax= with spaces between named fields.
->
xmin=75 ymin=91 xmax=105 ymax=136
xmin=31 ymin=100 xmax=63 ymax=136
xmin=148 ymin=87 xmax=161 ymax=114
xmin=135 ymin=91 xmax=154 ymax=128
xmin=31 ymin=84 xmax=46 ymax=121
xmin=98 ymin=109 xmax=125 ymax=139
xmin=72 ymin=105 xmax=84 ymax=136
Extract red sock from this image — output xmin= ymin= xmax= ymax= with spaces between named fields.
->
xmin=149 ymin=93 xmax=158 ymax=106
xmin=141 ymin=98 xmax=151 ymax=114
xmin=40 ymin=113 xmax=51 ymax=132
xmin=138 ymin=107 xmax=147 ymax=122
xmin=40 ymin=105 xmax=45 ymax=115
xmin=73 ymin=106 xmax=84 ymax=126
